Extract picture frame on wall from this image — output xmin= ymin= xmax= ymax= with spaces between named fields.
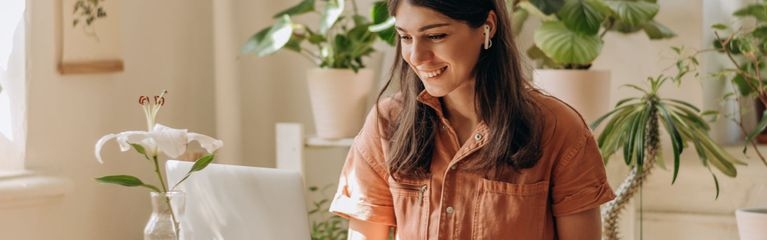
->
xmin=58 ymin=0 xmax=123 ymax=75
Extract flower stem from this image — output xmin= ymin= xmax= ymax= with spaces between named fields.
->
xmin=152 ymin=155 xmax=169 ymax=193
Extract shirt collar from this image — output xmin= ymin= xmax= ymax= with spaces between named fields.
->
xmin=416 ymin=90 xmax=444 ymax=116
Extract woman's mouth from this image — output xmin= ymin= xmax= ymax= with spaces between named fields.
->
xmin=420 ymin=66 xmax=447 ymax=79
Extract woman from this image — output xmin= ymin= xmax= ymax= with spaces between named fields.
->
xmin=329 ymin=0 xmax=615 ymax=239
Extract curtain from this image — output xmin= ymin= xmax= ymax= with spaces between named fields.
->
xmin=0 ymin=0 xmax=26 ymax=171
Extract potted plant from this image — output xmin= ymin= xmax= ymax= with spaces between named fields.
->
xmin=710 ymin=1 xmax=767 ymax=237
xmin=506 ymin=0 xmax=675 ymax=122
xmin=591 ymin=49 xmax=745 ymax=239
xmin=241 ymin=0 xmax=395 ymax=139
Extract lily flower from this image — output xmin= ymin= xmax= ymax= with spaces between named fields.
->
xmin=94 ymin=123 xmax=224 ymax=164
xmin=93 ymin=90 xmax=223 ymax=195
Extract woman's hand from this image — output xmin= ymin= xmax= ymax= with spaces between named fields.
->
xmin=348 ymin=219 xmax=391 ymax=240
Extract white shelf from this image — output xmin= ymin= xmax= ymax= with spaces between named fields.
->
xmin=305 ymin=136 xmax=353 ymax=147
xmin=275 ymin=123 xmax=353 ymax=178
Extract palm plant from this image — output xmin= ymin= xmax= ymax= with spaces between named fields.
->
xmin=591 ymin=49 xmax=746 ymax=239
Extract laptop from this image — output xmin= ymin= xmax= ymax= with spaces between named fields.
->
xmin=165 ymin=160 xmax=311 ymax=240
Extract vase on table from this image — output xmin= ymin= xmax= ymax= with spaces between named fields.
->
xmin=144 ymin=191 xmax=185 ymax=240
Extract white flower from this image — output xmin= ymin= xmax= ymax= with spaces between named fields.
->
xmin=95 ymin=123 xmax=223 ymax=164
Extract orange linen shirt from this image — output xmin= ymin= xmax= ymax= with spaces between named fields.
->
xmin=329 ymin=90 xmax=616 ymax=239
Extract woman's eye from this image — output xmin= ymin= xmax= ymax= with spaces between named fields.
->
xmin=427 ymin=34 xmax=447 ymax=40
xmin=399 ymin=35 xmax=412 ymax=41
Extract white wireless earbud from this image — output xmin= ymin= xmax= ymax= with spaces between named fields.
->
xmin=483 ymin=25 xmax=492 ymax=50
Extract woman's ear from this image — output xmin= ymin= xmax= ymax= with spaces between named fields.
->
xmin=485 ymin=10 xmax=497 ymax=38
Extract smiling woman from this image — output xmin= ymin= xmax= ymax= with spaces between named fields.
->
xmin=328 ymin=0 xmax=615 ymax=239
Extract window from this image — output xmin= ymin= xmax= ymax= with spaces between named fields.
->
xmin=0 ymin=0 xmax=26 ymax=172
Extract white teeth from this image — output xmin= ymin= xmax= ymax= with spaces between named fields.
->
xmin=421 ymin=67 xmax=446 ymax=78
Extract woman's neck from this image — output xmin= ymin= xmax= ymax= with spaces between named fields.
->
xmin=441 ymin=81 xmax=479 ymax=144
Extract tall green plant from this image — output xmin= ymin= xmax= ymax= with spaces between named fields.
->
xmin=591 ymin=48 xmax=745 ymax=239
xmin=507 ymin=0 xmax=676 ymax=69
xmin=241 ymin=0 xmax=395 ymax=72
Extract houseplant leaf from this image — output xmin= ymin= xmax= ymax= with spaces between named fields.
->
xmin=241 ymin=15 xmax=294 ymax=57
xmin=534 ymin=21 xmax=603 ymax=66
xmin=272 ymin=0 xmax=315 ymax=18
xmin=370 ymin=1 xmax=395 ymax=45
xmin=606 ymin=0 xmax=659 ymax=28
xmin=558 ymin=0 xmax=611 ymax=35
xmin=531 ymin=0 xmax=565 ymax=15
xmin=517 ymin=1 xmax=558 ymax=22
xmin=320 ymin=0 xmax=345 ymax=34
xmin=642 ymin=20 xmax=676 ymax=39
xmin=734 ymin=3 xmax=767 ymax=22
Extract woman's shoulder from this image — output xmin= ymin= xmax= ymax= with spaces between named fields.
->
xmin=357 ymin=94 xmax=404 ymax=140
xmin=528 ymin=90 xmax=592 ymax=141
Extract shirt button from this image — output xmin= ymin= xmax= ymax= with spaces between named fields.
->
xmin=474 ymin=133 xmax=483 ymax=141
xmin=446 ymin=206 xmax=454 ymax=214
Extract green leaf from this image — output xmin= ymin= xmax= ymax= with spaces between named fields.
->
xmin=518 ymin=1 xmax=558 ymax=22
xmin=531 ymin=0 xmax=565 ymax=15
xmin=642 ymin=20 xmax=676 ymax=40
xmin=190 ymin=154 xmax=215 ymax=172
xmin=534 ymin=21 xmax=603 ymax=66
xmin=752 ymin=26 xmax=767 ymax=39
xmin=558 ymin=0 xmax=611 ymax=35
xmin=273 ymin=0 xmax=315 ymax=18
xmin=711 ymin=23 xmax=728 ymax=30
xmin=96 ymin=175 xmax=161 ymax=192
xmin=747 ymin=109 xmax=767 ymax=142
xmin=130 ymin=143 xmax=147 ymax=156
xmin=370 ymin=1 xmax=389 ymax=24
xmin=734 ymin=3 xmax=767 ymax=22
xmin=606 ymin=0 xmax=659 ymax=28
xmin=732 ymin=74 xmax=755 ymax=96
xmin=320 ymin=0 xmax=345 ymax=34
xmin=658 ymin=104 xmax=683 ymax=183
xmin=526 ymin=45 xmax=562 ymax=68
xmin=241 ymin=15 xmax=294 ymax=57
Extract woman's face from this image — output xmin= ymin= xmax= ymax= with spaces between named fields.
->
xmin=394 ymin=1 xmax=485 ymax=98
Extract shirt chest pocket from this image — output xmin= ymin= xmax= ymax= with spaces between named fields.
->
xmin=472 ymin=179 xmax=549 ymax=240
xmin=388 ymin=178 xmax=429 ymax=239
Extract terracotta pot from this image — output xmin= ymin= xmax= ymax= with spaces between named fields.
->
xmin=306 ymin=68 xmax=374 ymax=139
xmin=736 ymin=208 xmax=767 ymax=240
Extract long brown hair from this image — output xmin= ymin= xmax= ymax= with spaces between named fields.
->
xmin=379 ymin=0 xmax=542 ymax=179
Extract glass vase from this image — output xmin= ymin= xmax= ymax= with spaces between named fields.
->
xmin=144 ymin=191 xmax=185 ymax=240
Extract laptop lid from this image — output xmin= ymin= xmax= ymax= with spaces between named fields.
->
xmin=165 ymin=160 xmax=311 ymax=240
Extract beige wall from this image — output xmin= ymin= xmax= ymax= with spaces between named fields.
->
xmin=0 ymin=0 xmax=214 ymax=239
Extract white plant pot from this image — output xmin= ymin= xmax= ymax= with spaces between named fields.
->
xmin=533 ymin=69 xmax=611 ymax=125
xmin=736 ymin=208 xmax=767 ymax=240
xmin=307 ymin=68 xmax=374 ymax=139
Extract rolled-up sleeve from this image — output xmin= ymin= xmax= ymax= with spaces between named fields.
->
xmin=551 ymin=131 xmax=616 ymax=217
xmin=329 ymin=106 xmax=396 ymax=226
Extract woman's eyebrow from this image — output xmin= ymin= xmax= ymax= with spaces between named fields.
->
xmin=395 ymin=23 xmax=451 ymax=33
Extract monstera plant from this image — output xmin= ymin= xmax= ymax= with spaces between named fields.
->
xmin=508 ymin=0 xmax=676 ymax=69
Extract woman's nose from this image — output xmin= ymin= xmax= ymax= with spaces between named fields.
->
xmin=408 ymin=41 xmax=433 ymax=65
